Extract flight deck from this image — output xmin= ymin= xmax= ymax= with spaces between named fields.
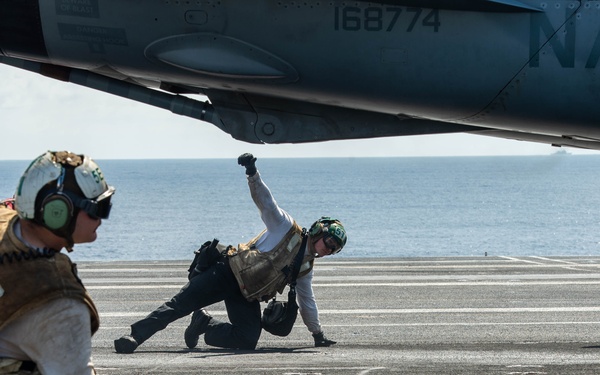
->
xmin=82 ymin=256 xmax=600 ymax=374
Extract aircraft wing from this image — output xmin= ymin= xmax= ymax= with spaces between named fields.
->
xmin=1 ymin=0 xmax=599 ymax=149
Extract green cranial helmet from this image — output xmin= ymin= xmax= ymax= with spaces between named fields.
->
xmin=309 ymin=216 xmax=347 ymax=254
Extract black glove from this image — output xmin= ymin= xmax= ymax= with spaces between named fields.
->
xmin=237 ymin=153 xmax=257 ymax=176
xmin=313 ymin=331 xmax=336 ymax=347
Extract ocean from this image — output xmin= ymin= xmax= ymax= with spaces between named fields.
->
xmin=1 ymin=155 xmax=599 ymax=261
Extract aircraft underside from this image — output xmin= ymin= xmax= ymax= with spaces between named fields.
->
xmin=1 ymin=0 xmax=599 ymax=149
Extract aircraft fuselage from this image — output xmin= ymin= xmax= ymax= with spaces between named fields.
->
xmin=1 ymin=0 xmax=599 ymax=146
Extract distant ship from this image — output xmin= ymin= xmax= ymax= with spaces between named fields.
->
xmin=551 ymin=149 xmax=571 ymax=156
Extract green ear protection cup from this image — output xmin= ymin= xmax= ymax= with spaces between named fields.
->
xmin=309 ymin=221 xmax=322 ymax=236
xmin=309 ymin=217 xmax=336 ymax=237
xmin=41 ymin=193 xmax=73 ymax=230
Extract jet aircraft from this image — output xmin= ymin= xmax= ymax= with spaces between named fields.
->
xmin=1 ymin=0 xmax=599 ymax=149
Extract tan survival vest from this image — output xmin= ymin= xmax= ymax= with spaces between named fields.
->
xmin=228 ymin=222 xmax=314 ymax=302
xmin=0 ymin=207 xmax=99 ymax=333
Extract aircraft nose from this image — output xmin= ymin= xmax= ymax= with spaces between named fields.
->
xmin=0 ymin=0 xmax=48 ymax=58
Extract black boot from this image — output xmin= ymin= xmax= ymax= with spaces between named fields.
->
xmin=184 ymin=309 xmax=212 ymax=349
xmin=114 ymin=334 xmax=139 ymax=354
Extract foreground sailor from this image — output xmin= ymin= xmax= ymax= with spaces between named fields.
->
xmin=115 ymin=153 xmax=346 ymax=353
xmin=0 ymin=151 xmax=115 ymax=375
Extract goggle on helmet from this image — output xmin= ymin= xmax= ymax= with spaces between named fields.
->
xmin=309 ymin=216 xmax=347 ymax=254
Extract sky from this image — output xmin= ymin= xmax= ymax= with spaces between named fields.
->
xmin=0 ymin=64 xmax=596 ymax=161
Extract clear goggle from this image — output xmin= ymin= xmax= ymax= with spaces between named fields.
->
xmin=71 ymin=186 xmax=115 ymax=220
xmin=323 ymin=234 xmax=342 ymax=255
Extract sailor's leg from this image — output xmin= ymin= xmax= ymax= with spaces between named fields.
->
xmin=203 ymin=288 xmax=262 ymax=350
xmin=116 ymin=260 xmax=233 ymax=352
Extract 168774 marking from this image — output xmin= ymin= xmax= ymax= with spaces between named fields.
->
xmin=334 ymin=6 xmax=441 ymax=32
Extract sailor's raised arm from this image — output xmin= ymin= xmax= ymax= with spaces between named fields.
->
xmin=238 ymin=153 xmax=290 ymax=232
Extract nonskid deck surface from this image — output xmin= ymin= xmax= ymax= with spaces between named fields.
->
xmin=83 ymin=256 xmax=600 ymax=374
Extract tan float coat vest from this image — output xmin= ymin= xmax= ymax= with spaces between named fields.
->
xmin=0 ymin=207 xmax=99 ymax=333
xmin=228 ymin=222 xmax=314 ymax=302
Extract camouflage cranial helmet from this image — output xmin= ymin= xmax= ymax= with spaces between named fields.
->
xmin=308 ymin=216 xmax=347 ymax=254
xmin=15 ymin=151 xmax=115 ymax=238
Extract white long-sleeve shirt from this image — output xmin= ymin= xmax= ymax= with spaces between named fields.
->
xmin=247 ymin=172 xmax=322 ymax=334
